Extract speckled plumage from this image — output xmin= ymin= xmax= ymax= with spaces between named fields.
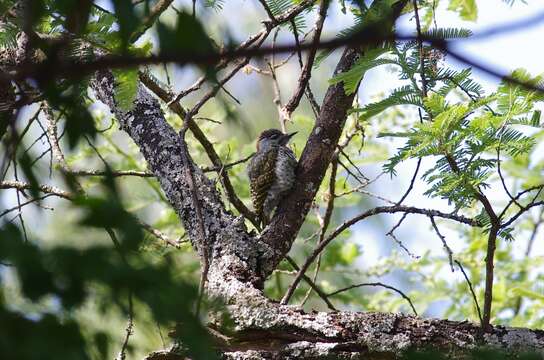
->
xmin=248 ymin=129 xmax=297 ymax=228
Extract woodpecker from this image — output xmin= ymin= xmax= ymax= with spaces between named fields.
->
xmin=248 ymin=129 xmax=297 ymax=228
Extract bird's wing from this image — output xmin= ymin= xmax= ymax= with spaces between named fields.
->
xmin=281 ymin=146 xmax=297 ymax=169
xmin=248 ymin=147 xmax=278 ymax=221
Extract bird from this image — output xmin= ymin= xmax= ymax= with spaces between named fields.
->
xmin=248 ymin=129 xmax=298 ymax=229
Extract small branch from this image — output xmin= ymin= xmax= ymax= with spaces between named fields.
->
xmin=412 ymin=0 xmax=428 ymax=97
xmin=268 ymin=30 xmax=285 ymax=132
xmin=337 ymin=158 xmax=367 ymax=187
xmin=386 ymin=213 xmax=419 ymax=259
xmin=0 ymin=180 xmax=73 ymax=200
xmin=140 ymin=71 xmax=259 ymax=228
xmin=340 ymin=149 xmax=369 ymax=182
xmin=282 ymin=0 xmax=328 ymax=118
xmin=116 ymin=293 xmax=134 ymax=360
xmin=455 ymin=260 xmax=483 ymax=324
xmin=496 ymin=132 xmax=519 ymax=208
xmin=429 ymin=216 xmax=454 ymax=272
xmin=165 ymin=0 xmax=316 ymax=105
xmin=499 ymin=184 xmax=544 ymax=220
xmin=129 ymin=0 xmax=175 ymax=43
xmin=444 ymin=153 xmax=499 ymax=330
xmin=201 ymin=153 xmax=254 ymax=173
xmin=257 ymin=0 xmax=277 ymax=23
xmin=327 ymin=281 xmax=418 ymax=316
xmin=0 ymin=194 xmax=55 ymax=218
xmin=514 ymin=208 xmax=544 ymax=315
xmin=71 ymin=169 xmax=154 ymax=177
xmin=179 ymin=119 xmax=208 ymax=317
xmin=502 ymin=200 xmax=544 ymax=229
xmin=397 ymin=109 xmax=424 ymax=205
xmin=139 ymin=220 xmax=184 ymax=248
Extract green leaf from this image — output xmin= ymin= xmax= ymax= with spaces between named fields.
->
xmin=448 ymin=0 xmax=478 ymax=21
xmin=531 ymin=110 xmax=541 ymax=127
xmin=112 ymin=69 xmax=139 ymax=112
xmin=330 ymin=45 xmax=395 ymax=95
xmin=424 ymin=93 xmax=447 ymax=114
xmin=422 ymin=27 xmax=473 ymax=40
xmin=355 ymin=86 xmax=422 ymax=119
xmin=265 ymin=0 xmax=306 ymax=32
xmin=0 ymin=22 xmax=18 ymax=50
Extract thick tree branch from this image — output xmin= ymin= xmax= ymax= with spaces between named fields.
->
xmin=150 ymin=308 xmax=544 ymax=359
xmin=139 ymin=71 xmax=259 ymax=228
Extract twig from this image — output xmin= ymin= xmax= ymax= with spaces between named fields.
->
xmin=496 ymin=128 xmax=520 ymax=207
xmin=429 ymin=216 xmax=454 ymax=272
xmin=327 ymin=281 xmax=417 ymax=316
xmin=201 ymin=153 xmax=255 ymax=173
xmin=12 ymin=160 xmax=28 ymax=242
xmin=502 ymin=200 xmax=544 ymax=229
xmin=499 ymin=184 xmax=544 ymax=220
xmin=0 ymin=180 xmax=73 ymax=199
xmin=386 ymin=213 xmax=419 ymax=259
xmin=396 ymin=110 xmax=424 ymax=205
xmin=117 ymin=293 xmax=134 ymax=360
xmin=8 ymin=28 xmax=544 ymax=100
xmin=412 ymin=0 xmax=428 ymax=98
xmin=165 ymin=0 xmax=316 ymax=106
xmin=71 ymin=169 xmax=154 ymax=177
xmin=257 ymin=0 xmax=277 ymax=23
xmin=514 ymin=208 xmax=544 ymax=315
xmin=0 ymin=194 xmax=55 ymax=218
xmin=455 ymin=260 xmax=483 ymax=324
xmin=139 ymin=220 xmax=184 ymax=248
xmin=337 ymin=158 xmax=367 ymax=187
xmin=282 ymin=0 xmax=328 ymax=119
xmin=129 ymin=0 xmax=175 ymax=43
xmin=444 ymin=153 xmax=499 ymax=330
xmin=178 ymin=113 xmax=208 ymax=316
xmin=268 ymin=29 xmax=285 ymax=132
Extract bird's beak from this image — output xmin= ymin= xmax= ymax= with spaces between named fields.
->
xmin=281 ymin=131 xmax=297 ymax=145
xmin=287 ymin=131 xmax=297 ymax=138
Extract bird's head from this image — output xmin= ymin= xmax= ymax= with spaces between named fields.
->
xmin=256 ymin=129 xmax=297 ymax=151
